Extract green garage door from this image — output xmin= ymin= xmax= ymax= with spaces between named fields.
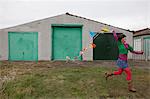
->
xmin=93 ymin=33 xmax=118 ymax=60
xmin=8 ymin=32 xmax=38 ymax=61
xmin=52 ymin=26 xmax=82 ymax=60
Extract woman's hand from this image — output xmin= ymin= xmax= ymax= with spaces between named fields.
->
xmin=132 ymin=51 xmax=144 ymax=54
xmin=140 ymin=51 xmax=144 ymax=54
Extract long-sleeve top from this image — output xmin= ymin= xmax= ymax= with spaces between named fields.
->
xmin=113 ymin=31 xmax=143 ymax=61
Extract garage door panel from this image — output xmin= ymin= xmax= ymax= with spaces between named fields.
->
xmin=52 ymin=27 xmax=82 ymax=60
xmin=93 ymin=33 xmax=118 ymax=60
xmin=9 ymin=32 xmax=38 ymax=61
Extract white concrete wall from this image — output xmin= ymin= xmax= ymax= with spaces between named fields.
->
xmin=0 ymin=14 xmax=133 ymax=60
xmin=0 ymin=30 xmax=8 ymax=60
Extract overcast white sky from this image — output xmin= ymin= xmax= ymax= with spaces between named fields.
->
xmin=0 ymin=0 xmax=149 ymax=31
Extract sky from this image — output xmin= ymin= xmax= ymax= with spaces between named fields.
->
xmin=0 ymin=0 xmax=149 ymax=31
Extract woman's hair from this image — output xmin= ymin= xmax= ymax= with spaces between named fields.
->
xmin=118 ymin=33 xmax=126 ymax=41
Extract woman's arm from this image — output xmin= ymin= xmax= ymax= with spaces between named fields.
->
xmin=128 ymin=44 xmax=144 ymax=54
xmin=112 ymin=30 xmax=118 ymax=41
xmin=131 ymin=51 xmax=144 ymax=54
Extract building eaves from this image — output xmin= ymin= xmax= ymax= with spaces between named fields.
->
xmin=133 ymin=28 xmax=150 ymax=37
xmin=65 ymin=12 xmax=132 ymax=32
xmin=133 ymin=28 xmax=150 ymax=33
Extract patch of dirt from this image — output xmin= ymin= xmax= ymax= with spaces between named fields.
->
xmin=0 ymin=60 xmax=149 ymax=68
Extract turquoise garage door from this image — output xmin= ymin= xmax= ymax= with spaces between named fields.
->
xmin=144 ymin=37 xmax=150 ymax=60
xmin=52 ymin=25 xmax=82 ymax=60
xmin=8 ymin=32 xmax=38 ymax=61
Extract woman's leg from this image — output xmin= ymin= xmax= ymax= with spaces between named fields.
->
xmin=105 ymin=68 xmax=123 ymax=80
xmin=124 ymin=67 xmax=136 ymax=92
xmin=124 ymin=67 xmax=131 ymax=81
xmin=113 ymin=68 xmax=123 ymax=75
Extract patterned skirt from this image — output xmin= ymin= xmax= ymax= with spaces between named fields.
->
xmin=116 ymin=58 xmax=128 ymax=69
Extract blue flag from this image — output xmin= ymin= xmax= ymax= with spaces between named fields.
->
xmin=90 ymin=32 xmax=96 ymax=38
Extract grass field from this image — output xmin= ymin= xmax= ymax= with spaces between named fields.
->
xmin=0 ymin=61 xmax=150 ymax=99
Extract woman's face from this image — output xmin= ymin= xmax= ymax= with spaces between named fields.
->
xmin=121 ymin=37 xmax=126 ymax=43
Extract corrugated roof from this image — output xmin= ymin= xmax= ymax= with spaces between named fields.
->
xmin=133 ymin=28 xmax=150 ymax=37
xmin=134 ymin=28 xmax=150 ymax=33
xmin=65 ymin=12 xmax=132 ymax=32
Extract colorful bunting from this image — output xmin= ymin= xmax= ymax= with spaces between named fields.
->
xmin=101 ymin=27 xmax=109 ymax=32
xmin=66 ymin=27 xmax=109 ymax=62
xmin=90 ymin=43 xmax=96 ymax=48
xmin=90 ymin=31 xmax=96 ymax=38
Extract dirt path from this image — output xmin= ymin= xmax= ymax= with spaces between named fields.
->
xmin=0 ymin=60 xmax=149 ymax=69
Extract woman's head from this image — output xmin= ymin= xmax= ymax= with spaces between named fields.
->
xmin=118 ymin=34 xmax=126 ymax=43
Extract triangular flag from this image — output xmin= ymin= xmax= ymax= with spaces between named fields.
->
xmin=89 ymin=43 xmax=96 ymax=48
xmin=90 ymin=32 xmax=96 ymax=38
xmin=101 ymin=27 xmax=109 ymax=32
